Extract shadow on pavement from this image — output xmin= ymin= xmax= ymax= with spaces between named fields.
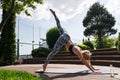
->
xmin=37 ymin=70 xmax=90 ymax=80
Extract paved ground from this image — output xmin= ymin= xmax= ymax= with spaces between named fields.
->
xmin=0 ymin=64 xmax=120 ymax=80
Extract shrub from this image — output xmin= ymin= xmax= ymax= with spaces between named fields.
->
xmin=31 ymin=47 xmax=50 ymax=57
xmin=77 ymin=44 xmax=90 ymax=50
xmin=115 ymin=32 xmax=120 ymax=53
xmin=83 ymin=40 xmax=94 ymax=49
xmin=46 ymin=27 xmax=60 ymax=49
xmin=94 ymin=36 xmax=115 ymax=49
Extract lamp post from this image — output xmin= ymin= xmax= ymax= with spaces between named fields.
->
xmin=32 ymin=25 xmax=34 ymax=50
xmin=17 ymin=19 xmax=19 ymax=59
xmin=39 ymin=26 xmax=41 ymax=47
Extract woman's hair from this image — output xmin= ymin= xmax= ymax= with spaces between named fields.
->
xmin=82 ymin=50 xmax=92 ymax=60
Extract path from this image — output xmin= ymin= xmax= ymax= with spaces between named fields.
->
xmin=0 ymin=64 xmax=120 ymax=80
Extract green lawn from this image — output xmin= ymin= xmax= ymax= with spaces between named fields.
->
xmin=0 ymin=69 xmax=42 ymax=80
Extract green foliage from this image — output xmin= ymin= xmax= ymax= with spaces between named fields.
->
xmin=115 ymin=32 xmax=120 ymax=53
xmin=46 ymin=27 xmax=60 ymax=49
xmin=115 ymin=39 xmax=118 ymax=47
xmin=0 ymin=0 xmax=43 ymax=65
xmin=94 ymin=36 xmax=115 ymax=49
xmin=83 ymin=40 xmax=94 ymax=49
xmin=77 ymin=44 xmax=91 ymax=50
xmin=0 ymin=38 xmax=2 ymax=58
xmin=0 ymin=9 xmax=16 ymax=65
xmin=0 ymin=69 xmax=41 ymax=80
xmin=16 ymin=0 xmax=43 ymax=15
xmin=3 ymin=0 xmax=43 ymax=16
xmin=102 ymin=37 xmax=115 ymax=48
xmin=83 ymin=2 xmax=116 ymax=48
xmin=31 ymin=47 xmax=50 ymax=57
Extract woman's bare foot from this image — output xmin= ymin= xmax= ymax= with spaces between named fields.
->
xmin=43 ymin=64 xmax=47 ymax=72
xmin=50 ymin=9 xmax=55 ymax=14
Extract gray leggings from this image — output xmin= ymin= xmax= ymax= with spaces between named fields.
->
xmin=44 ymin=10 xmax=70 ymax=65
xmin=52 ymin=10 xmax=64 ymax=35
xmin=44 ymin=33 xmax=70 ymax=65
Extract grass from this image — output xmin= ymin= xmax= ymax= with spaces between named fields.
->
xmin=0 ymin=69 xmax=42 ymax=80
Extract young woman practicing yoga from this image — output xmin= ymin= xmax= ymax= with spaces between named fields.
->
xmin=43 ymin=9 xmax=99 ymax=72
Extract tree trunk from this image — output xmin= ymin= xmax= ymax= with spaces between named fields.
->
xmin=98 ymin=31 xmax=103 ymax=48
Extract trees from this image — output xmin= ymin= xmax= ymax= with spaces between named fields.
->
xmin=115 ymin=32 xmax=120 ymax=53
xmin=94 ymin=36 xmax=115 ymax=48
xmin=83 ymin=2 xmax=117 ymax=48
xmin=0 ymin=0 xmax=16 ymax=65
xmin=0 ymin=0 xmax=43 ymax=32
xmin=0 ymin=0 xmax=43 ymax=65
xmin=0 ymin=0 xmax=15 ymax=32
xmin=0 ymin=7 xmax=16 ymax=65
xmin=83 ymin=40 xmax=94 ymax=49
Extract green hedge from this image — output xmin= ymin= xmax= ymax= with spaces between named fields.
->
xmin=115 ymin=32 xmax=120 ymax=53
xmin=31 ymin=47 xmax=50 ymax=57
xmin=77 ymin=44 xmax=91 ymax=50
xmin=83 ymin=40 xmax=94 ymax=49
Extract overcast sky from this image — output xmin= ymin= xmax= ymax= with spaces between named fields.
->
xmin=11 ymin=0 xmax=120 ymax=55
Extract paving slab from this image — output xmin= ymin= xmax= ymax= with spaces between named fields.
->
xmin=0 ymin=64 xmax=120 ymax=80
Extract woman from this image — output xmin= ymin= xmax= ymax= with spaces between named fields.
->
xmin=43 ymin=9 xmax=98 ymax=72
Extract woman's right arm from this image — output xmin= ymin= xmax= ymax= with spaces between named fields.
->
xmin=73 ymin=46 xmax=95 ymax=72
xmin=79 ymin=53 xmax=95 ymax=72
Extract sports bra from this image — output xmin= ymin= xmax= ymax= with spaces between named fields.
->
xmin=68 ymin=44 xmax=75 ymax=54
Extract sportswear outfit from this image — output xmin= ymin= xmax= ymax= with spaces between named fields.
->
xmin=44 ymin=11 xmax=74 ymax=65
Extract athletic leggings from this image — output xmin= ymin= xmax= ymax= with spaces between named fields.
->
xmin=44 ymin=33 xmax=70 ymax=65
xmin=52 ymin=10 xmax=64 ymax=35
xmin=44 ymin=10 xmax=70 ymax=65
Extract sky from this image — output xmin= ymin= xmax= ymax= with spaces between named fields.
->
xmin=1 ymin=0 xmax=120 ymax=55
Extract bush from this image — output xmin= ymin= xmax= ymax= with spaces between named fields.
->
xmin=46 ymin=27 xmax=60 ymax=49
xmin=115 ymin=32 xmax=120 ymax=53
xmin=77 ymin=44 xmax=90 ymax=50
xmin=94 ymin=36 xmax=115 ymax=49
xmin=83 ymin=40 xmax=94 ymax=49
xmin=31 ymin=47 xmax=50 ymax=57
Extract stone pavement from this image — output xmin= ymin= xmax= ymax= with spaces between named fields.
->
xmin=0 ymin=64 xmax=120 ymax=80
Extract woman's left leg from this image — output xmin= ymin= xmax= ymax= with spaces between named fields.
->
xmin=43 ymin=33 xmax=70 ymax=72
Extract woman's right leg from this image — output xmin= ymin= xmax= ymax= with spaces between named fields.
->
xmin=50 ymin=9 xmax=64 ymax=35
